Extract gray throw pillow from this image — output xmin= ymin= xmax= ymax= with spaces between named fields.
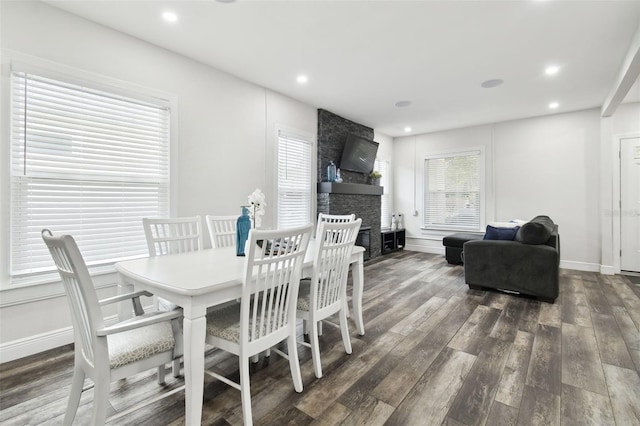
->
xmin=515 ymin=215 xmax=554 ymax=244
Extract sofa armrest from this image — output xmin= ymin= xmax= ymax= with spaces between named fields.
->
xmin=463 ymin=240 xmax=559 ymax=300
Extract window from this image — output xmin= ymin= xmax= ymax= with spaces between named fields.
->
xmin=374 ymin=158 xmax=391 ymax=229
xmin=423 ymin=150 xmax=482 ymax=231
xmin=10 ymin=71 xmax=170 ymax=277
xmin=277 ymin=130 xmax=313 ymax=228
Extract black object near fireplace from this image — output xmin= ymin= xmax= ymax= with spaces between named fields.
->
xmin=356 ymin=227 xmax=371 ymax=261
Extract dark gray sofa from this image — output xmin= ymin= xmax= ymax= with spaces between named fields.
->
xmin=463 ymin=216 xmax=560 ymax=303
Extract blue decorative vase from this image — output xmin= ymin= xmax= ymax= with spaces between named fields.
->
xmin=236 ymin=206 xmax=251 ymax=256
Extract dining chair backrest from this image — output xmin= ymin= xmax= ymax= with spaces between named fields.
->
xmin=317 ymin=213 xmax=356 ymax=224
xmin=316 ymin=213 xmax=355 ymax=236
xmin=42 ymin=229 xmax=103 ymax=367
xmin=311 ymin=219 xmax=362 ymax=313
xmin=241 ymin=224 xmax=313 ymax=346
xmin=205 ymin=215 xmax=237 ymax=248
xmin=143 ymin=216 xmax=202 ymax=257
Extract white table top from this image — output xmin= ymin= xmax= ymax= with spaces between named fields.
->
xmin=115 ymin=242 xmax=365 ymax=297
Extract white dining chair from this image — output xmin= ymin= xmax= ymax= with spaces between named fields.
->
xmin=316 ymin=213 xmax=356 ymax=234
xmin=205 ymin=214 xmax=237 ymax=248
xmin=204 ymin=224 xmax=313 ymax=426
xmin=142 ymin=215 xmax=202 ymax=375
xmin=41 ymin=229 xmax=182 ymax=426
xmin=315 ymin=212 xmax=358 ymax=332
xmin=297 ymin=219 xmax=361 ymax=378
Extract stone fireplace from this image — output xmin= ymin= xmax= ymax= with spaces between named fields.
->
xmin=317 ymin=109 xmax=382 ymax=259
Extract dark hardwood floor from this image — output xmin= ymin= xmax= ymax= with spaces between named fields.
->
xmin=2 ymin=251 xmax=639 ymax=425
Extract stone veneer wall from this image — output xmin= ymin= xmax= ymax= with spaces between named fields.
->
xmin=317 ymin=109 xmax=381 ymax=259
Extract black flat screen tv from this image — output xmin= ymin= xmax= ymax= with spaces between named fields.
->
xmin=339 ymin=134 xmax=379 ymax=174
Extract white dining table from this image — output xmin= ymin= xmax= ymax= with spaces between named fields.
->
xmin=115 ymin=240 xmax=365 ymax=426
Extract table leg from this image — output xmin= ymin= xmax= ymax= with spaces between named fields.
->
xmin=117 ymin=274 xmax=134 ymax=321
xmin=351 ymin=253 xmax=365 ymax=335
xmin=183 ymin=313 xmax=206 ymax=426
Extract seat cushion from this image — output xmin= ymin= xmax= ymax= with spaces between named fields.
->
xmin=206 ymin=301 xmax=287 ymax=343
xmin=296 ymin=280 xmax=312 ymax=311
xmin=442 ymin=233 xmax=484 ymax=248
xmin=108 ymin=314 xmax=175 ymax=369
xmin=206 ymin=303 xmax=243 ymax=342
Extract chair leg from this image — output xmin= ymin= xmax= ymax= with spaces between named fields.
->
xmin=172 ymin=359 xmax=181 ymax=377
xmin=339 ymin=308 xmax=352 ymax=354
xmin=239 ymin=356 xmax=253 ymax=426
xmin=91 ymin=374 xmax=110 ymax=426
xmin=309 ymin=321 xmax=323 ymax=379
xmin=287 ymin=333 xmax=303 ymax=392
xmin=317 ymin=321 xmax=323 ymax=336
xmin=63 ymin=366 xmax=85 ymax=426
xmin=157 ymin=365 xmax=166 ymax=385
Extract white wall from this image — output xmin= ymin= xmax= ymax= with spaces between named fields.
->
xmin=0 ymin=1 xmax=316 ymax=361
xmin=374 ymin=131 xmax=394 ymax=224
xmin=493 ymin=109 xmax=601 ymax=269
xmin=600 ymin=102 xmax=640 ymax=273
xmin=393 ymin=124 xmax=495 ymax=255
xmin=394 ymin=109 xmax=602 ymax=271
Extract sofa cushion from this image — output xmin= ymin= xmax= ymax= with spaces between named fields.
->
xmin=515 ymin=215 xmax=555 ymax=245
xmin=443 ymin=232 xmax=484 ymax=249
xmin=483 ymin=225 xmax=520 ymax=240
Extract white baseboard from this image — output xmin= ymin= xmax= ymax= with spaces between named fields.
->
xmin=0 ymin=315 xmax=120 ymax=364
xmin=405 ymin=244 xmax=444 ymax=255
xmin=599 ymin=265 xmax=616 ymax=275
xmin=0 ymin=327 xmax=73 ymax=363
xmin=559 ymin=260 xmax=601 ymax=272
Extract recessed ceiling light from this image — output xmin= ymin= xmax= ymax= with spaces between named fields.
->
xmin=296 ymin=75 xmax=308 ymax=84
xmin=404 ymin=127 xmax=412 ymax=133
xmin=549 ymin=102 xmax=559 ymax=109
xmin=395 ymin=100 xmax=412 ymax=108
xmin=545 ymin=65 xmax=560 ymax=75
xmin=481 ymin=79 xmax=504 ymax=88
xmin=162 ymin=11 xmax=178 ymax=23
xmin=216 ymin=0 xmax=236 ymax=2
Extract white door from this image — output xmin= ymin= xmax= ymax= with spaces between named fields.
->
xmin=621 ymin=137 xmax=640 ymax=272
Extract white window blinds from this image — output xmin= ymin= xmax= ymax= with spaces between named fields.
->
xmin=374 ymin=159 xmax=391 ymax=229
xmin=10 ymin=71 xmax=170 ymax=276
xmin=424 ymin=150 xmax=481 ymax=231
xmin=277 ymin=131 xmax=312 ymax=229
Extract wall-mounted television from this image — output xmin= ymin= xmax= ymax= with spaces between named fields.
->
xmin=339 ymin=134 xmax=379 ymax=174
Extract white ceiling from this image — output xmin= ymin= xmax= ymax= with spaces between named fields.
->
xmin=44 ymin=0 xmax=640 ymax=137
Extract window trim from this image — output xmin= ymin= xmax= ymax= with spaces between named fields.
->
xmin=2 ymin=52 xmax=178 ymax=289
xmin=421 ymin=147 xmax=485 ymax=232
xmin=273 ymin=124 xmax=316 ymax=229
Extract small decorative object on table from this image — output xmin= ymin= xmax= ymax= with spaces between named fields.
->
xmin=236 ymin=206 xmax=251 ymax=256
xmin=397 ymin=213 xmax=403 ymax=229
xmin=247 ymin=188 xmax=266 ymax=228
xmin=391 ymin=213 xmax=397 ymax=231
xmin=369 ymin=170 xmax=382 ymax=186
xmin=237 ymin=188 xmax=267 ymax=256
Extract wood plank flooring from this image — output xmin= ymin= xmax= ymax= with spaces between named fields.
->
xmin=2 ymin=251 xmax=640 ymax=425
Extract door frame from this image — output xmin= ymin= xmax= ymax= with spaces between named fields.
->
xmin=613 ymin=132 xmax=640 ymax=273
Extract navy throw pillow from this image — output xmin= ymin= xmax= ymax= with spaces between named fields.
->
xmin=483 ymin=225 xmax=520 ymax=241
